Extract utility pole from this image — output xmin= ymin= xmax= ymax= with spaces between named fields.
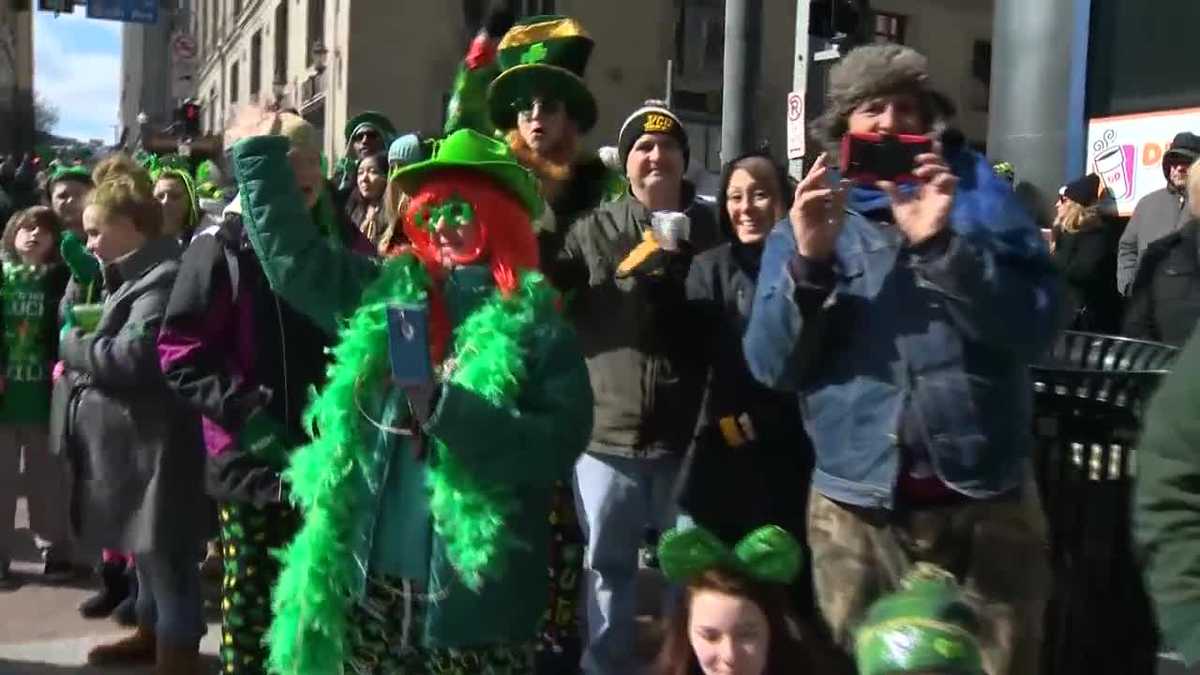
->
xmin=720 ymin=0 xmax=763 ymax=164
xmin=788 ymin=0 xmax=811 ymax=179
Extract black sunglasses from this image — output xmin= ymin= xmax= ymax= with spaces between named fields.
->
xmin=512 ymin=96 xmax=564 ymax=117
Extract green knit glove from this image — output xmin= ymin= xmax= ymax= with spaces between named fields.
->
xmin=59 ymin=231 xmax=100 ymax=285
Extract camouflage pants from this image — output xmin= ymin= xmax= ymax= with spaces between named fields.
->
xmin=807 ymin=473 xmax=1050 ymax=675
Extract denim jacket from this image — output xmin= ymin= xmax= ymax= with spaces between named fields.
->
xmin=743 ymin=152 xmax=1060 ymax=509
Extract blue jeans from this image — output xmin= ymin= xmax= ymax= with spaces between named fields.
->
xmin=135 ymin=549 xmax=205 ymax=648
xmin=574 ymin=452 xmax=680 ymax=675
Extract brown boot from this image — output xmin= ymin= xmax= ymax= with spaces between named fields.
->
xmin=86 ymin=625 xmax=157 ymax=666
xmin=155 ymin=642 xmax=201 ymax=675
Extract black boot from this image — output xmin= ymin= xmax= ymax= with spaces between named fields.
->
xmin=112 ymin=567 xmax=138 ymax=626
xmin=78 ymin=560 xmax=131 ymax=619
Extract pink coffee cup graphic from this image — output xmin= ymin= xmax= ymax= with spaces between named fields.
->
xmin=1093 ymin=143 xmax=1136 ymax=200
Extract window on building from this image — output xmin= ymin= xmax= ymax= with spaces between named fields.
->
xmin=307 ymin=0 xmax=325 ymax=66
xmin=873 ymin=11 xmax=907 ymax=44
xmin=274 ymin=0 xmax=288 ymax=85
xmin=505 ymin=0 xmax=554 ymax=17
xmin=677 ymin=0 xmax=723 ymax=80
xmin=250 ymin=30 xmax=262 ymax=101
xmin=230 ymin=62 xmax=240 ymax=103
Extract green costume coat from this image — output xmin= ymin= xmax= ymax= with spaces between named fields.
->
xmin=230 ymin=136 xmax=594 ymax=673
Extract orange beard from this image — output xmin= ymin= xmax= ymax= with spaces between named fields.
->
xmin=506 ymin=130 xmax=576 ymax=186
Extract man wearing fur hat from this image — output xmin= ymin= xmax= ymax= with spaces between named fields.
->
xmin=743 ymin=44 xmax=1060 ymax=675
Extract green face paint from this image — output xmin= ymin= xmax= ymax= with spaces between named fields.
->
xmin=413 ymin=195 xmax=475 ymax=233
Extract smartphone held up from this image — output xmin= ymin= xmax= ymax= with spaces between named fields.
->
xmin=839 ymin=132 xmax=933 ymax=185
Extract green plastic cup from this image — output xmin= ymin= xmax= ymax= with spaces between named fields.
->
xmin=71 ymin=303 xmax=103 ymax=333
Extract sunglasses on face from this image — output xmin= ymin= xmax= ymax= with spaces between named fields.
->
xmin=354 ymin=130 xmax=381 ymax=143
xmin=514 ymin=97 xmax=564 ymax=119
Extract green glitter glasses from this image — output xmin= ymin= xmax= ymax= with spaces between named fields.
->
xmin=413 ymin=195 xmax=475 ymax=232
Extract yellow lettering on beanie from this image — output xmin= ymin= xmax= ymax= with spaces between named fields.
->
xmin=644 ymin=113 xmax=675 ymax=134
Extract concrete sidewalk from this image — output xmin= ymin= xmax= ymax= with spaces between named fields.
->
xmin=0 ymin=500 xmax=219 ymax=674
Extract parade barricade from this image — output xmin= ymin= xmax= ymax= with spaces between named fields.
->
xmin=1031 ymin=331 xmax=1177 ymax=675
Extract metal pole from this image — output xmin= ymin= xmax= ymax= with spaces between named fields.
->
xmin=789 ymin=0 xmax=811 ymax=179
xmin=666 ymin=59 xmax=674 ymax=108
xmin=721 ymin=0 xmax=762 ymax=164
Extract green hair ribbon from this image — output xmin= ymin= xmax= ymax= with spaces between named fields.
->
xmin=658 ymin=524 xmax=802 ymax=585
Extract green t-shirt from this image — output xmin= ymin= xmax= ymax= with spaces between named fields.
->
xmin=0 ymin=263 xmax=53 ymax=424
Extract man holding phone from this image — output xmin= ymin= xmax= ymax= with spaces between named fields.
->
xmin=744 ymin=45 xmax=1060 ymax=675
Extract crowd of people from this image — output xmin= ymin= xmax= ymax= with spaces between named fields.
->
xmin=5 ymin=10 xmax=1200 ymax=675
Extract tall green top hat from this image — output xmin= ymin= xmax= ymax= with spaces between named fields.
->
xmin=488 ymin=15 xmax=598 ymax=133
xmin=855 ymin=565 xmax=985 ymax=675
xmin=392 ymin=128 xmax=544 ymax=219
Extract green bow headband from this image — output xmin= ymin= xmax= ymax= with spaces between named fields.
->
xmin=658 ymin=525 xmax=802 ymax=585
xmin=412 ymin=195 xmax=475 ymax=232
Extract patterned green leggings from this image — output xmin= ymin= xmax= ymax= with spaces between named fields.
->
xmin=346 ymin=575 xmax=536 ymax=675
xmin=217 ymin=502 xmax=300 ymax=675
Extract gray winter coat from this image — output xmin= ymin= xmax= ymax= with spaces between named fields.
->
xmin=1117 ymin=186 xmax=1190 ymax=295
xmin=54 ymin=237 xmax=208 ymax=554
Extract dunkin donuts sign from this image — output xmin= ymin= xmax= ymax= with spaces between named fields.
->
xmin=1086 ymin=107 xmax=1200 ymax=216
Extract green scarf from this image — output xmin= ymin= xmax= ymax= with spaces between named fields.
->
xmin=268 ymin=253 xmax=556 ymax=674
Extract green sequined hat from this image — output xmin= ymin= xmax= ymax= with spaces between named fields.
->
xmin=488 ymin=15 xmax=597 ymax=133
xmin=855 ymin=565 xmax=985 ymax=675
xmin=391 ymin=128 xmax=543 ymax=219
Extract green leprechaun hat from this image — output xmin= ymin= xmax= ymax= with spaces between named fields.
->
xmin=488 ymin=15 xmax=597 ymax=133
xmin=392 ymin=128 xmax=543 ymax=219
xmin=855 ymin=565 xmax=985 ymax=675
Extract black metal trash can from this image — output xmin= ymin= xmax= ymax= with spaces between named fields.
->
xmin=1031 ymin=331 xmax=1178 ymax=675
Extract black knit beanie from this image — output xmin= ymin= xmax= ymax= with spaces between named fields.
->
xmin=618 ymin=100 xmax=690 ymax=169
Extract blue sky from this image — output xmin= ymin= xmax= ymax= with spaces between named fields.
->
xmin=34 ymin=6 xmax=122 ymax=143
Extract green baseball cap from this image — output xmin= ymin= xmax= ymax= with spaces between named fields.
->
xmin=855 ymin=566 xmax=985 ymax=675
xmin=488 ymin=15 xmax=597 ymax=133
xmin=392 ymin=128 xmax=543 ymax=219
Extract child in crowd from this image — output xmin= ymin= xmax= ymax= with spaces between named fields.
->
xmin=654 ymin=524 xmax=829 ymax=675
xmin=52 ymin=156 xmax=209 ymax=670
xmin=854 ymin=565 xmax=985 ymax=675
xmin=0 ymin=206 xmax=72 ymax=588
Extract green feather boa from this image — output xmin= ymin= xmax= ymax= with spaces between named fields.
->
xmin=267 ymin=253 xmax=555 ymax=674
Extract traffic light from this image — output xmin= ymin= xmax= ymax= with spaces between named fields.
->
xmin=177 ymin=100 xmax=201 ymax=137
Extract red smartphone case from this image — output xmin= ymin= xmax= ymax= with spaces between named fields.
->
xmin=839 ymin=132 xmax=932 ymax=184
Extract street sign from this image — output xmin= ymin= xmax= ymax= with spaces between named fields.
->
xmin=170 ymin=33 xmax=199 ymax=99
xmin=786 ymin=91 xmax=806 ymax=161
xmin=171 ymin=33 xmax=198 ymax=62
xmin=86 ymin=0 xmax=158 ymax=24
xmin=37 ymin=0 xmax=75 ymax=14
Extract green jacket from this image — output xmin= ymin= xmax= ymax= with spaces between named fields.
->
xmin=1135 ymin=332 xmax=1200 ymax=666
xmin=231 ymin=136 xmax=594 ymax=661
